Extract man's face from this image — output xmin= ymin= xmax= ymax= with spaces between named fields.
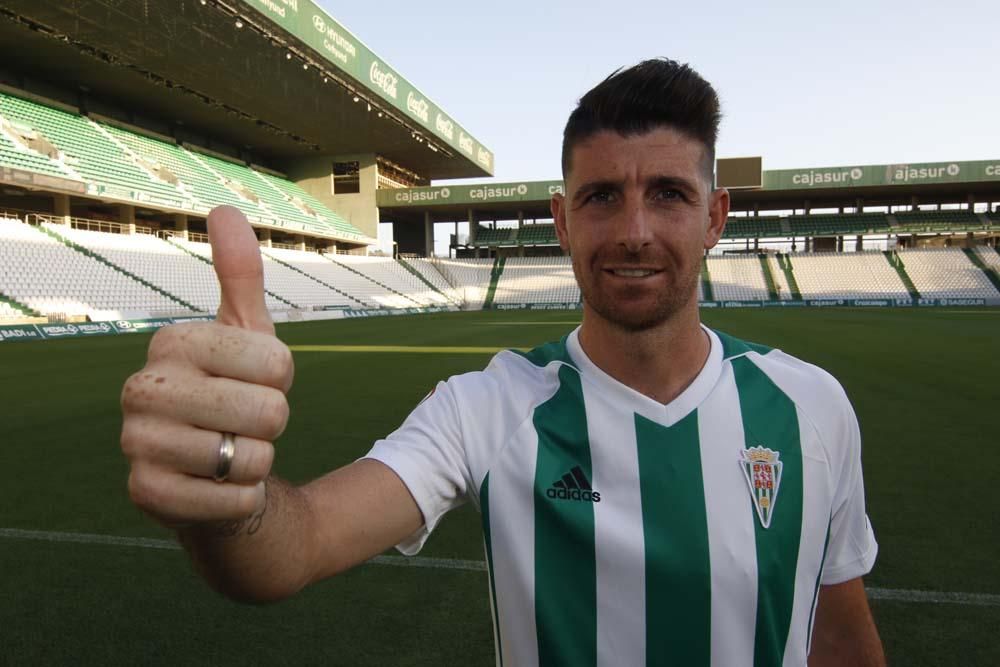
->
xmin=552 ymin=127 xmax=729 ymax=332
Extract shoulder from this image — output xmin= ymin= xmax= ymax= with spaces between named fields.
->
xmin=438 ymin=337 xmax=575 ymax=443
xmin=716 ymin=329 xmax=849 ymax=411
xmin=714 ymin=329 xmax=857 ymax=450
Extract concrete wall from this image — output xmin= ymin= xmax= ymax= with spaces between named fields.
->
xmin=284 ymin=153 xmax=379 ymax=240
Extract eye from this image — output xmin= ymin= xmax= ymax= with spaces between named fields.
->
xmin=584 ymin=190 xmax=616 ymax=205
xmin=653 ymin=188 xmax=683 ymax=202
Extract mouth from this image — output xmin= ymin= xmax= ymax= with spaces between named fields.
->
xmin=603 ymin=268 xmax=662 ymax=278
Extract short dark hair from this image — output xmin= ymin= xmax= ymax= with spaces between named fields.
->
xmin=560 ymin=58 xmax=721 ymax=182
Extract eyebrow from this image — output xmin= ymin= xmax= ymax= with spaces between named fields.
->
xmin=647 ymin=175 xmax=700 ymax=196
xmin=571 ymin=175 xmax=700 ymax=206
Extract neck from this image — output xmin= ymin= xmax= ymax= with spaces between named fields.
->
xmin=577 ymin=303 xmax=710 ymax=405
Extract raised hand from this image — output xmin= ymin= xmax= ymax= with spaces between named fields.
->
xmin=121 ymin=206 xmax=294 ymax=528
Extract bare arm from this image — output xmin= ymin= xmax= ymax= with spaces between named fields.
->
xmin=177 ymin=460 xmax=422 ymax=602
xmin=809 ymin=577 xmax=885 ymax=667
xmin=121 ymin=206 xmax=423 ymax=603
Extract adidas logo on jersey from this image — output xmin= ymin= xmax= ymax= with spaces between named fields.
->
xmin=546 ymin=466 xmax=601 ymax=502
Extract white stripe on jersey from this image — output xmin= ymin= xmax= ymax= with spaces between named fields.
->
xmin=698 ymin=364 xmax=759 ymax=667
xmin=487 ymin=413 xmax=542 ymax=667
xmin=583 ymin=385 xmax=647 ymax=667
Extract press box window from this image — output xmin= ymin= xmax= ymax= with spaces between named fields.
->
xmin=333 ymin=161 xmax=360 ymax=194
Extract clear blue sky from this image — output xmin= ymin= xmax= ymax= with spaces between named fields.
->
xmin=320 ymin=0 xmax=998 ymax=182
xmin=317 ymin=0 xmax=998 ymax=252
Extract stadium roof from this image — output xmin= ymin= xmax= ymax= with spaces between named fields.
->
xmin=0 ymin=0 xmax=493 ymax=179
xmin=378 ymin=159 xmax=1000 ymax=223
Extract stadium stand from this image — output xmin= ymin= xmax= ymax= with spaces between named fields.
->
xmin=41 ymin=222 xmax=225 ymax=313
xmin=893 ymin=210 xmax=986 ymax=233
xmin=431 ymin=258 xmax=495 ymax=309
xmin=790 ymin=251 xmax=910 ymax=299
xmin=518 ymin=224 xmax=559 ymax=245
xmin=0 ymin=218 xmax=192 ymax=319
xmin=402 ymin=258 xmax=464 ymax=304
xmin=896 ymin=248 xmax=1000 ymax=299
xmin=334 ymin=255 xmax=452 ymax=306
xmin=706 ymin=255 xmax=770 ymax=300
xmin=723 ymin=216 xmax=786 ymax=239
xmin=0 ymin=91 xmax=368 ymax=241
xmin=0 ymin=300 xmax=29 ymax=321
xmin=492 ymin=257 xmax=579 ymax=305
xmin=789 ymin=213 xmax=889 ymax=236
xmin=0 ymin=117 xmax=77 ymax=179
xmin=766 ymin=254 xmax=795 ymax=300
xmin=257 ymin=246 xmax=410 ymax=309
xmin=474 ymin=226 xmax=516 ymax=246
xmin=0 ymin=93 xmax=187 ymax=206
xmin=974 ymin=245 xmax=1000 ymax=273
xmin=168 ymin=238 xmax=333 ymax=310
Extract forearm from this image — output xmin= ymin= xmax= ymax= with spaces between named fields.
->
xmin=177 ymin=476 xmax=318 ymax=603
xmin=809 ymin=579 xmax=885 ymax=667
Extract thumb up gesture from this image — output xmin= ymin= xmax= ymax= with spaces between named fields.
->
xmin=121 ymin=206 xmax=294 ymax=527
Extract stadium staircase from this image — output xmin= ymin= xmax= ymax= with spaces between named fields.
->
xmin=777 ymin=254 xmax=803 ymax=300
xmin=700 ymin=257 xmax=714 ymax=301
xmin=396 ymin=257 xmax=454 ymax=303
xmin=758 ymin=254 xmax=780 ymax=300
xmin=482 ymin=257 xmax=505 ymax=308
xmin=166 ymin=237 xmax=297 ymax=309
xmin=0 ymin=290 xmax=41 ymax=318
xmin=324 ymin=255 xmax=420 ymax=307
xmin=41 ymin=222 xmax=198 ymax=311
xmin=962 ymin=248 xmax=1000 ymax=293
xmin=883 ymin=251 xmax=921 ymax=299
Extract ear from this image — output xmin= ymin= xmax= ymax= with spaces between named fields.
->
xmin=551 ymin=192 xmax=571 ymax=253
xmin=704 ymin=187 xmax=730 ymax=250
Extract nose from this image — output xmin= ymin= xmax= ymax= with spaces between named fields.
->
xmin=618 ymin=199 xmax=653 ymax=254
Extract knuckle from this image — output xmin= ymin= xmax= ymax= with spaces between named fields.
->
xmin=120 ymin=372 xmax=143 ymax=412
xmin=264 ymin=343 xmax=294 ymax=390
xmin=119 ymin=419 xmax=143 ymax=460
xmin=127 ymin=466 xmax=160 ymax=511
xmin=243 ymin=441 xmax=274 ymax=482
xmin=254 ymin=390 xmax=289 ymax=440
xmin=233 ymin=484 xmax=262 ymax=518
xmin=147 ymin=325 xmax=181 ymax=361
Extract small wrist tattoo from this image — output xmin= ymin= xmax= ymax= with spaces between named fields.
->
xmin=214 ymin=482 xmax=268 ymax=538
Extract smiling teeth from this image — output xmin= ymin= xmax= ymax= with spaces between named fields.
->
xmin=613 ymin=269 xmax=654 ymax=277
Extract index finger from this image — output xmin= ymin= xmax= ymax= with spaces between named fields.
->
xmin=148 ymin=322 xmax=294 ymax=393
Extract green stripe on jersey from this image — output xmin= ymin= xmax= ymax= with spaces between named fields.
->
xmin=635 ymin=411 xmax=712 ymax=667
xmin=480 ymin=473 xmax=503 ymax=666
xmin=533 ymin=364 xmax=596 ymax=667
xmin=732 ymin=356 xmax=804 ymax=667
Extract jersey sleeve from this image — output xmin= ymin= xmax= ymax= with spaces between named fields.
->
xmin=363 ymin=376 xmax=474 ymax=555
xmin=819 ymin=381 xmax=878 ymax=585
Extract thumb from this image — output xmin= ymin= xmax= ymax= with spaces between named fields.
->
xmin=207 ymin=206 xmax=275 ymax=335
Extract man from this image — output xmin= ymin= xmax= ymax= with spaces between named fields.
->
xmin=121 ymin=59 xmax=884 ymax=666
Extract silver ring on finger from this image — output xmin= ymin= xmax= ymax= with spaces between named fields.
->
xmin=214 ymin=432 xmax=236 ymax=483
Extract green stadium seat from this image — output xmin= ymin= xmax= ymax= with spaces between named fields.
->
xmin=0 ymin=91 xmax=368 ymax=242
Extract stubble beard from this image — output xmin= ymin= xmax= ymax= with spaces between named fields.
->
xmin=572 ymin=252 xmax=700 ymax=333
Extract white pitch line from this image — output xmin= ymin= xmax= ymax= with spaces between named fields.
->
xmin=2 ymin=528 xmax=997 ymax=605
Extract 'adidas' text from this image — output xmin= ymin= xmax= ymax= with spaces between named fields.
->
xmin=547 ymin=465 xmax=601 ymax=503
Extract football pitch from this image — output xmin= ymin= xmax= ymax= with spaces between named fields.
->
xmin=1 ymin=307 xmax=997 ymax=665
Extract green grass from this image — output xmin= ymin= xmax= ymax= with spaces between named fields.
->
xmin=1 ymin=308 xmax=998 ymax=665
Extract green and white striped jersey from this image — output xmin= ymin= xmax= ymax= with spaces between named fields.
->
xmin=366 ymin=326 xmax=877 ymax=667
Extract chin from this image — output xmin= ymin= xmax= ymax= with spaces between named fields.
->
xmin=586 ymin=293 xmax=692 ymax=332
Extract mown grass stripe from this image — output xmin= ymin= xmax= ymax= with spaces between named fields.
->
xmin=3 ymin=528 xmax=998 ymax=606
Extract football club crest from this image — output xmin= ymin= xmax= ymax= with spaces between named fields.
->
xmin=739 ymin=446 xmax=783 ymax=529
